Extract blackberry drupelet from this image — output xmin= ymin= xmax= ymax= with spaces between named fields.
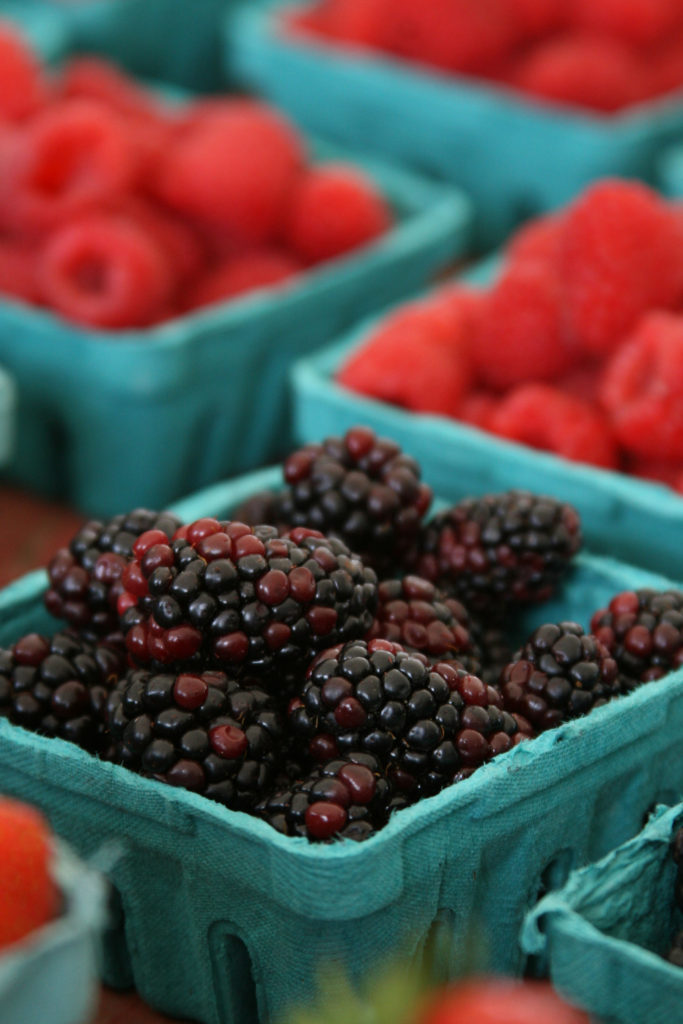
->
xmin=119 ymin=518 xmax=377 ymax=680
xmin=289 ymin=639 xmax=521 ymax=799
xmin=273 ymin=425 xmax=432 ymax=572
xmin=107 ymin=668 xmax=283 ymax=810
xmin=0 ymin=631 xmax=126 ymax=753
xmin=45 ymin=508 xmax=182 ymax=637
xmin=367 ymin=575 xmax=478 ymax=667
xmin=413 ymin=491 xmax=581 ymax=619
xmin=256 ymin=751 xmax=402 ymax=842
xmin=500 ymin=622 xmax=619 ymax=731
xmin=591 ymin=589 xmax=683 ymax=690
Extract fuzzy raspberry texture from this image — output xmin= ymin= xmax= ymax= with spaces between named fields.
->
xmin=0 ymin=40 xmax=394 ymax=327
xmin=420 ymin=979 xmax=590 ymax=1024
xmin=0 ymin=798 xmax=59 ymax=950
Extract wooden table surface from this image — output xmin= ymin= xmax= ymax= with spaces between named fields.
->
xmin=0 ymin=484 xmax=195 ymax=1024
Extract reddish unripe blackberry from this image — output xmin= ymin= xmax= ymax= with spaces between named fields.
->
xmin=0 ymin=631 xmax=126 ymax=753
xmin=367 ymin=575 xmax=478 ymax=668
xmin=591 ymin=589 xmax=683 ymax=690
xmin=413 ymin=491 xmax=581 ymax=620
xmin=45 ymin=508 xmax=181 ymax=639
xmin=256 ymin=751 xmax=403 ymax=842
xmin=275 ymin=426 xmax=432 ymax=573
xmin=119 ymin=519 xmax=377 ymax=679
xmin=290 ymin=639 xmax=520 ymax=799
xmin=500 ymin=622 xmax=619 ymax=731
xmin=107 ymin=668 xmax=283 ymax=810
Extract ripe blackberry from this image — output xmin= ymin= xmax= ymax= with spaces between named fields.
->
xmin=231 ymin=489 xmax=285 ymax=530
xmin=591 ymin=589 xmax=683 ymax=690
xmin=107 ymin=668 xmax=283 ymax=810
xmin=289 ymin=639 xmax=520 ymax=798
xmin=500 ymin=622 xmax=619 ymax=732
xmin=413 ymin=491 xmax=582 ymax=619
xmin=45 ymin=508 xmax=182 ymax=638
xmin=119 ymin=519 xmax=377 ymax=680
xmin=256 ymin=751 xmax=403 ymax=842
xmin=366 ymin=575 xmax=479 ymax=668
xmin=470 ymin=622 xmax=514 ymax=685
xmin=274 ymin=425 xmax=432 ymax=572
xmin=0 ymin=631 xmax=126 ymax=753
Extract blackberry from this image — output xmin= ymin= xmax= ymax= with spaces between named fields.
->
xmin=470 ymin=622 xmax=514 ymax=685
xmin=119 ymin=519 xmax=377 ymax=681
xmin=591 ymin=589 xmax=683 ymax=690
xmin=0 ymin=631 xmax=126 ymax=753
xmin=500 ymin=622 xmax=619 ymax=732
xmin=45 ymin=508 xmax=182 ymax=638
xmin=413 ymin=491 xmax=581 ymax=619
xmin=367 ymin=575 xmax=479 ymax=668
xmin=256 ymin=751 xmax=403 ymax=842
xmin=231 ymin=489 xmax=287 ymax=531
xmin=289 ymin=639 xmax=520 ymax=798
xmin=107 ymin=668 xmax=283 ymax=810
xmin=274 ymin=426 xmax=432 ymax=572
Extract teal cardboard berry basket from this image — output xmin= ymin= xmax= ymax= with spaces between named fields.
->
xmin=2 ymin=466 xmax=683 ymax=1024
xmin=0 ymin=0 xmax=70 ymax=64
xmin=658 ymin=140 xmax=683 ymax=198
xmin=227 ymin=1 xmax=683 ymax=250
xmin=0 ymin=141 xmax=469 ymax=519
xmin=0 ymin=840 xmax=106 ymax=1024
xmin=522 ymin=803 xmax=683 ymax=1024
xmin=0 ymin=366 xmax=14 ymax=472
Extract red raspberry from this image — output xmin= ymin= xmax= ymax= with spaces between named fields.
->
xmin=116 ymin=196 xmax=208 ymax=292
xmin=0 ymin=25 xmax=49 ymax=122
xmin=458 ymin=392 xmax=499 ymax=431
xmin=421 ymin=979 xmax=590 ymax=1024
xmin=183 ymin=250 xmax=300 ymax=311
xmin=557 ymin=361 xmax=602 ymax=405
xmin=472 ymin=257 xmax=577 ymax=391
xmin=0 ymin=240 xmax=38 ymax=303
xmin=0 ymin=797 xmax=59 ymax=950
xmin=292 ymin=0 xmax=390 ymax=47
xmin=646 ymin=34 xmax=683 ymax=97
xmin=2 ymin=99 xmax=136 ymax=233
xmin=626 ymin=457 xmax=683 ymax=491
xmin=561 ymin=180 xmax=683 ymax=357
xmin=283 ymin=163 xmax=391 ymax=265
xmin=571 ymin=0 xmax=683 ymax=47
xmin=491 ymin=383 xmax=619 ymax=468
xmin=505 ymin=0 xmax=566 ymax=37
xmin=506 ymin=212 xmax=564 ymax=265
xmin=513 ymin=34 xmax=646 ymax=112
xmin=37 ymin=214 xmax=172 ymax=328
xmin=60 ymin=57 xmax=161 ymax=122
xmin=337 ymin=296 xmax=473 ymax=417
xmin=156 ymin=100 xmax=305 ymax=246
xmin=600 ymin=312 xmax=683 ymax=462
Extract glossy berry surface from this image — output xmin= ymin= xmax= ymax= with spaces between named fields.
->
xmin=591 ymin=588 xmax=683 ymax=688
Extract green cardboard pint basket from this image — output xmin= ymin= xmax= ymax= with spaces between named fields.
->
xmin=0 ymin=0 xmax=70 ymax=64
xmin=0 ymin=366 xmax=14 ymax=472
xmin=2 ymin=466 xmax=683 ymax=1023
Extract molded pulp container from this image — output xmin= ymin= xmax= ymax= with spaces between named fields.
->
xmin=290 ymin=254 xmax=683 ymax=580
xmin=0 ymin=143 xmax=469 ymax=518
xmin=0 ymin=840 xmax=106 ymax=1024
xmin=522 ymin=803 xmax=683 ymax=1024
xmin=0 ymin=366 xmax=14 ymax=471
xmin=2 ymin=467 xmax=683 ymax=1023
xmin=0 ymin=0 xmax=70 ymax=63
xmin=228 ymin=1 xmax=683 ymax=250
xmin=659 ymin=141 xmax=683 ymax=198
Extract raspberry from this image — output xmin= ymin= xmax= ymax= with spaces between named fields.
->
xmin=60 ymin=57 xmax=161 ymax=123
xmin=600 ymin=313 xmax=683 ymax=462
xmin=491 ymin=384 xmax=619 ymax=469
xmin=625 ymin=458 xmax=683 ymax=492
xmin=336 ymin=298 xmax=473 ymax=417
xmin=283 ymin=163 xmax=391 ymax=265
xmin=506 ymin=0 xmax=565 ymax=37
xmin=421 ymin=979 xmax=590 ymax=1024
xmin=116 ymin=196 xmax=208 ymax=293
xmin=2 ymin=100 xmax=137 ymax=234
xmin=472 ymin=257 xmax=577 ymax=391
xmin=0 ymin=25 xmax=49 ymax=122
xmin=571 ymin=0 xmax=683 ymax=47
xmin=560 ymin=180 xmax=683 ymax=357
xmin=506 ymin=213 xmax=564 ymax=265
xmin=294 ymin=0 xmax=390 ymax=47
xmin=184 ymin=250 xmax=300 ymax=311
xmin=0 ymin=240 xmax=38 ymax=304
xmin=513 ymin=34 xmax=646 ymax=112
xmin=156 ymin=100 xmax=305 ymax=246
xmin=37 ymin=214 xmax=172 ymax=328
xmin=647 ymin=35 xmax=683 ymax=97
xmin=0 ymin=798 xmax=59 ymax=951
xmin=458 ymin=392 xmax=499 ymax=432
xmin=388 ymin=0 xmax=516 ymax=75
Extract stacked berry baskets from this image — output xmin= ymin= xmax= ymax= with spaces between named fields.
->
xmin=0 ymin=31 xmax=468 ymax=516
xmin=2 ymin=427 xmax=683 ymax=1024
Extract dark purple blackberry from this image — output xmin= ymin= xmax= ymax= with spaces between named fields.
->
xmin=231 ymin=489 xmax=287 ymax=530
xmin=0 ymin=631 xmax=126 ymax=753
xmin=107 ymin=668 xmax=283 ymax=810
xmin=44 ymin=508 xmax=182 ymax=638
xmin=367 ymin=575 xmax=479 ymax=668
xmin=256 ymin=751 xmax=404 ymax=842
xmin=120 ymin=519 xmax=377 ymax=683
xmin=290 ymin=639 xmax=520 ymax=798
xmin=591 ymin=589 xmax=683 ymax=691
xmin=500 ymin=622 xmax=620 ymax=732
xmin=274 ymin=425 xmax=432 ymax=572
xmin=413 ymin=491 xmax=582 ymax=619
xmin=470 ymin=622 xmax=514 ymax=685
